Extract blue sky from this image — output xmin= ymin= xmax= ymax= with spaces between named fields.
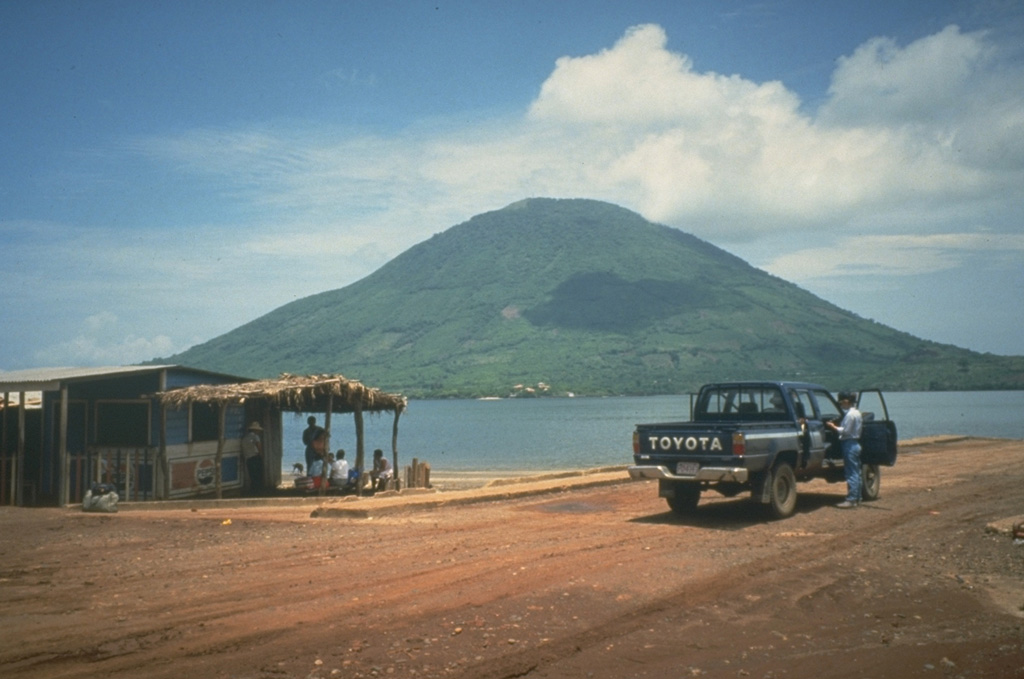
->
xmin=2 ymin=0 xmax=1023 ymax=371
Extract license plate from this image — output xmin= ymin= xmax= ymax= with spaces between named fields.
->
xmin=675 ymin=461 xmax=700 ymax=475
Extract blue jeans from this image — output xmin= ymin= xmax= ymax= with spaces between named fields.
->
xmin=841 ymin=439 xmax=862 ymax=503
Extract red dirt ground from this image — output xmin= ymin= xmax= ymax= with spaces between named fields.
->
xmin=1 ymin=437 xmax=1023 ymax=678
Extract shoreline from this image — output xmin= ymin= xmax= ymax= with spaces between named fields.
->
xmin=97 ymin=435 xmax=1009 ymax=514
xmin=279 ymin=466 xmax=626 ymax=492
xmin=278 ymin=435 xmax=979 ymax=492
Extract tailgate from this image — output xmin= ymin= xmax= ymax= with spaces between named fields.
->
xmin=636 ymin=427 xmax=733 ymax=456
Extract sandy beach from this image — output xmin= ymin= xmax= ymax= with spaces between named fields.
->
xmin=279 ymin=466 xmax=625 ymax=494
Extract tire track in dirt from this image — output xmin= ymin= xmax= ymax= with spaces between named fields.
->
xmin=448 ymin=454 xmax=1024 ymax=678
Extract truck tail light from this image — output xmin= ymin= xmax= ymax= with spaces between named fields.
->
xmin=732 ymin=432 xmax=746 ymax=456
xmin=632 ymin=431 xmax=640 ymax=455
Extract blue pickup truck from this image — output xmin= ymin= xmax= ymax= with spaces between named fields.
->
xmin=628 ymin=381 xmax=898 ymax=519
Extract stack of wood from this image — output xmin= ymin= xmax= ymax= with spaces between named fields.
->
xmin=404 ymin=458 xmax=431 ymax=489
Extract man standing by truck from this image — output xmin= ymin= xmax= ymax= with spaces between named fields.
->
xmin=827 ymin=391 xmax=863 ymax=509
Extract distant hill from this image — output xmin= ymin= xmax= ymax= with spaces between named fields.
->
xmin=163 ymin=198 xmax=1024 ymax=397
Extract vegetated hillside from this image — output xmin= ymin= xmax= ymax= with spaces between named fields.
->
xmin=164 ymin=198 xmax=1024 ymax=397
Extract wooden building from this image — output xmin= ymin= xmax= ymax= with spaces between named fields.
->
xmin=0 ymin=367 xmax=407 ymax=506
xmin=0 ymin=365 xmax=250 ymax=506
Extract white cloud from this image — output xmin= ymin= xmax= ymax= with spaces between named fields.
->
xmin=520 ymin=23 xmax=1021 ymax=235
xmin=761 ymin=232 xmax=1024 ymax=281
xmin=821 ymin=25 xmax=991 ymax=126
xmin=0 ymin=217 xmax=388 ymax=369
xmin=132 ymin=23 xmax=1020 ymax=246
xmin=528 ymin=24 xmax=792 ymax=128
xmin=32 ymin=313 xmax=177 ymax=366
xmin=820 ymin=24 xmax=1024 ymax=178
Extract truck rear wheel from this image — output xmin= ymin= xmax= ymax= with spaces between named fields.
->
xmin=766 ymin=463 xmax=798 ymax=520
xmin=666 ymin=483 xmax=701 ymax=515
xmin=861 ymin=463 xmax=881 ymax=501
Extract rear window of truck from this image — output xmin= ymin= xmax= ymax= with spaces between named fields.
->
xmin=696 ymin=386 xmax=790 ymax=421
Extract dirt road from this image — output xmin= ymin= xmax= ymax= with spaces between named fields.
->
xmin=2 ymin=437 xmax=1023 ymax=678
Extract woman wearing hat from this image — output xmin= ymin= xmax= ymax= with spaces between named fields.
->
xmin=242 ymin=421 xmax=265 ymax=496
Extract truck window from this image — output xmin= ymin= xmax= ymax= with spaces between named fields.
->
xmin=855 ymin=389 xmax=887 ymax=422
xmin=697 ymin=386 xmax=788 ymax=420
xmin=812 ymin=389 xmax=843 ymax=421
xmin=792 ymin=390 xmax=815 ymax=421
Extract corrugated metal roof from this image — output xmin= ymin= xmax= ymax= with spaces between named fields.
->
xmin=0 ymin=365 xmax=243 ymax=392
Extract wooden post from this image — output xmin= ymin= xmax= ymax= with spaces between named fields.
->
xmin=391 ymin=409 xmax=401 ymax=491
xmin=354 ymin=403 xmax=365 ymax=496
xmin=159 ymin=405 xmax=168 ymax=500
xmin=73 ymin=455 xmax=82 ymax=504
xmin=122 ymin=448 xmax=131 ymax=502
xmin=2 ymin=391 xmax=8 ymax=505
xmin=16 ymin=392 xmax=25 ymax=506
xmin=404 ymin=458 xmax=430 ymax=489
xmin=133 ymin=449 xmax=140 ymax=501
xmin=320 ymin=394 xmax=334 ymax=496
xmin=59 ymin=386 xmax=69 ymax=506
xmin=215 ymin=402 xmax=226 ymax=499
xmin=262 ymin=406 xmax=277 ymax=492
xmin=261 ymin=407 xmax=273 ymax=492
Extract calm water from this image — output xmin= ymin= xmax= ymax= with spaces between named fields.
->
xmin=282 ymin=391 xmax=1024 ymax=474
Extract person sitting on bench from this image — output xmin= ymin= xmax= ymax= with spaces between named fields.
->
xmin=328 ymin=450 xmax=352 ymax=490
xmin=370 ymin=448 xmax=393 ymax=492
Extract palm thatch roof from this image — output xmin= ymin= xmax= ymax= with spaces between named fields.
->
xmin=155 ymin=373 xmax=407 ymax=414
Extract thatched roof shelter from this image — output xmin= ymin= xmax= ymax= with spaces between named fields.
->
xmin=155 ymin=374 xmax=407 ymax=497
xmin=155 ymin=373 xmax=407 ymax=415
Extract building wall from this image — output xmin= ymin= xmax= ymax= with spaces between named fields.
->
xmin=20 ymin=367 xmax=251 ymax=505
xmin=166 ymin=440 xmax=242 ymax=498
